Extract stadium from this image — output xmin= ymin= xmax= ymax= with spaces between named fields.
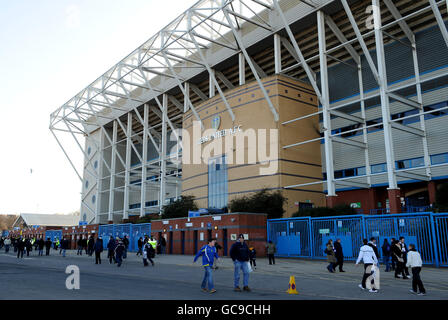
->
xmin=49 ymin=0 xmax=448 ymax=225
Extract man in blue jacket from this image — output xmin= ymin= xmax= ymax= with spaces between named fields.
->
xmin=230 ymin=234 xmax=251 ymax=292
xmin=194 ymin=238 xmax=219 ymax=294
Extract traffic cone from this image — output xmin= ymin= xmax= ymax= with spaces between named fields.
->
xmin=286 ymin=276 xmax=298 ymax=294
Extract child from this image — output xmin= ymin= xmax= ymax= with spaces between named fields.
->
xmin=249 ymin=246 xmax=257 ymax=270
xmin=406 ymin=244 xmax=426 ymax=295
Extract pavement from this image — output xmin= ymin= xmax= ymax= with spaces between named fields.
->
xmin=1 ymin=249 xmax=447 ymax=300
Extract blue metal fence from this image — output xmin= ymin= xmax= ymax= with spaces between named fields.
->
xmin=98 ymin=223 xmax=151 ymax=251
xmin=267 ymin=212 xmax=448 ymax=267
xmin=45 ymin=230 xmax=62 ymax=243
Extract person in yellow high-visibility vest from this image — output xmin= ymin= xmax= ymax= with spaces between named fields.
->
xmin=149 ymin=236 xmax=157 ymax=257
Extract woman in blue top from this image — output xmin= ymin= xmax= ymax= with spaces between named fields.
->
xmin=194 ymin=238 xmax=219 ymax=294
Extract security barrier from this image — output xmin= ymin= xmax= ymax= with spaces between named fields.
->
xmin=268 ymin=212 xmax=448 ymax=267
xmin=98 ymin=223 xmax=151 ymax=251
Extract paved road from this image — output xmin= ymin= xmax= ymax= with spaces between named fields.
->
xmin=1 ymin=249 xmax=447 ymax=300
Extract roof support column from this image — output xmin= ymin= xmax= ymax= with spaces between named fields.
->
xmin=239 ymin=53 xmax=245 ymax=86
xmin=140 ymin=104 xmax=149 ymax=218
xmin=372 ymin=0 xmax=399 ymax=198
xmin=159 ymin=94 xmax=168 ymax=215
xmin=274 ymin=33 xmax=282 ymax=74
xmin=108 ymin=121 xmax=117 ymax=222
xmin=123 ymin=112 xmax=132 ymax=221
xmin=94 ymin=128 xmax=104 ymax=224
xmin=317 ymin=11 xmax=336 ymax=199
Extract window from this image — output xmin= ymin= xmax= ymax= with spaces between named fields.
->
xmin=431 ymin=153 xmax=448 ymax=165
xmin=357 ymin=167 xmax=366 ymax=176
xmin=371 ymin=163 xmax=387 ymax=174
xmin=94 ymin=160 xmax=98 ymax=169
xmin=87 ymin=147 xmax=91 ymax=155
xmin=83 ymin=213 xmax=87 ymax=221
xmin=208 ymin=155 xmax=228 ymax=209
xmin=92 ymin=195 xmax=96 ymax=204
xmin=85 ymin=180 xmax=89 ymax=189
xmin=396 ymin=157 xmax=424 ymax=170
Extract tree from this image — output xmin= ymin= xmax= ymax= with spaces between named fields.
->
xmin=292 ymin=204 xmax=358 ymax=218
xmin=161 ymin=196 xmax=198 ymax=219
xmin=229 ymin=189 xmax=286 ymax=219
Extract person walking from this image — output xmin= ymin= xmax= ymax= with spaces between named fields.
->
xmin=381 ymin=239 xmax=392 ymax=272
xmin=45 ymin=238 xmax=52 ymax=256
xmin=194 ymin=238 xmax=218 ymax=294
xmin=114 ymin=239 xmax=125 ymax=267
xmin=230 ymin=234 xmax=251 ymax=292
xmin=399 ymin=237 xmax=410 ymax=277
xmin=143 ymin=239 xmax=155 ymax=267
xmin=333 ymin=238 xmax=345 ymax=272
xmin=136 ymin=237 xmax=143 ymax=256
xmin=368 ymin=237 xmax=380 ymax=263
xmin=25 ymin=237 xmax=32 ymax=257
xmin=392 ymin=239 xmax=409 ymax=279
xmin=94 ymin=237 xmax=103 ymax=264
xmin=107 ymin=236 xmax=116 ymax=264
xmin=82 ymin=236 xmax=88 ymax=255
xmin=61 ymin=237 xmax=69 ymax=257
xmin=266 ymin=240 xmax=276 ymax=265
xmin=325 ymin=240 xmax=337 ymax=273
xmin=17 ymin=238 xmax=25 ymax=259
xmin=406 ymin=244 xmax=426 ymax=296
xmin=4 ymin=237 xmax=11 ymax=253
xmin=122 ymin=235 xmax=130 ymax=259
xmin=390 ymin=237 xmax=397 ymax=271
xmin=249 ymin=246 xmax=257 ymax=270
xmin=356 ymin=239 xmax=379 ymax=293
xmin=87 ymin=235 xmax=95 ymax=256
xmin=160 ymin=235 xmax=167 ymax=254
xmin=77 ymin=237 xmax=83 ymax=256
xmin=38 ymin=237 xmax=44 ymax=256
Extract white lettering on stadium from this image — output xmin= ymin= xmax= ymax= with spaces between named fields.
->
xmin=198 ymin=125 xmax=242 ymax=145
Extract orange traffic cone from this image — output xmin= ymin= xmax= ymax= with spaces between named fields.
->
xmin=286 ymin=276 xmax=298 ymax=294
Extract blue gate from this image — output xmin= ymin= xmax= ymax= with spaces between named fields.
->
xmin=434 ymin=214 xmax=448 ymax=267
xmin=365 ymin=213 xmax=435 ymax=264
xmin=130 ymin=223 xmax=151 ymax=251
xmin=311 ymin=215 xmax=364 ymax=260
xmin=267 ymin=212 xmax=448 ymax=267
xmin=45 ymin=230 xmax=62 ymax=243
xmin=98 ymin=223 xmax=151 ymax=251
xmin=98 ymin=225 xmax=114 ymax=249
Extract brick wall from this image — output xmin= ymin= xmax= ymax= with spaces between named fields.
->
xmin=150 ymin=213 xmax=267 ymax=257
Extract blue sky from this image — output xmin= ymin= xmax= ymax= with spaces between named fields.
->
xmin=0 ymin=0 xmax=197 ymax=215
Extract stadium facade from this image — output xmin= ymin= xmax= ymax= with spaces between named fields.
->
xmin=49 ymin=0 xmax=448 ymax=224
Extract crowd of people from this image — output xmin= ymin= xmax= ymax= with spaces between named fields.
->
xmin=325 ymin=236 xmax=426 ymax=295
xmin=1 ymin=233 xmax=427 ymax=296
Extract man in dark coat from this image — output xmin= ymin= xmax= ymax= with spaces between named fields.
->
xmin=333 ymin=238 xmax=345 ymax=272
xmin=94 ymin=237 xmax=104 ymax=264
xmin=122 ymin=235 xmax=129 ymax=259
xmin=114 ymin=240 xmax=125 ymax=267
xmin=77 ymin=237 xmax=83 ymax=255
xmin=38 ymin=237 xmax=45 ymax=256
xmin=230 ymin=234 xmax=251 ymax=292
xmin=82 ymin=237 xmax=88 ymax=254
xmin=45 ymin=238 xmax=52 ymax=256
xmin=17 ymin=238 xmax=25 ymax=259
xmin=136 ymin=237 xmax=143 ymax=256
xmin=61 ymin=237 xmax=69 ymax=257
xmin=87 ymin=235 xmax=95 ymax=256
xmin=25 ymin=237 xmax=32 ymax=257
xmin=107 ymin=236 xmax=116 ymax=264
